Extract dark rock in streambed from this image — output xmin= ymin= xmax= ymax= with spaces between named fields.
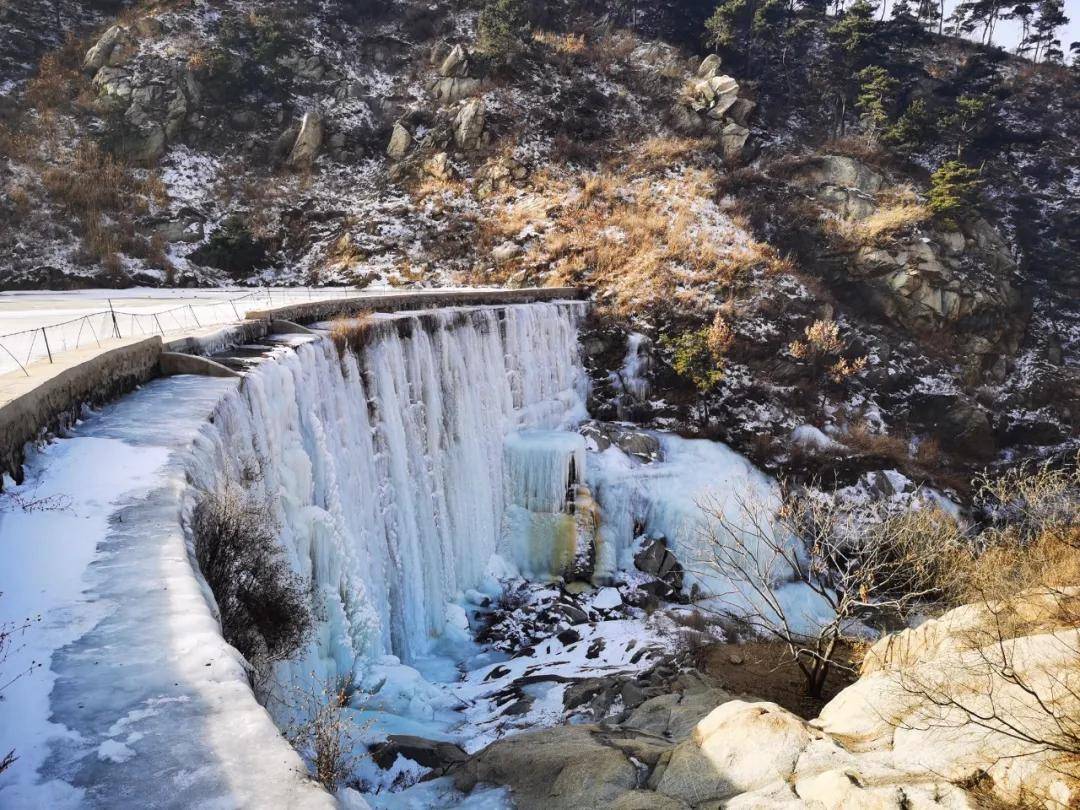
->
xmin=371 ymin=734 xmax=468 ymax=772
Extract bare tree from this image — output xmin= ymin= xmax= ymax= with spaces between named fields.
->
xmin=697 ymin=485 xmax=965 ymax=698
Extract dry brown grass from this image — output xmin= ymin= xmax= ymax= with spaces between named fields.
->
xmin=953 ymin=459 xmax=1080 ymax=608
xmin=819 ymin=135 xmax=889 ymax=166
xmin=532 ymin=30 xmax=587 ymax=56
xmin=329 ymin=313 xmax=374 ymax=357
xmin=838 ymin=420 xmax=910 ymax=464
xmin=474 ymin=165 xmax=774 ymax=317
xmin=826 ymin=185 xmax=930 ymax=246
xmin=24 ymin=34 xmax=85 ymax=111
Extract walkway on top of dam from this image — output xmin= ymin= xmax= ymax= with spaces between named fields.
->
xmin=0 ymin=287 xmax=587 ymax=482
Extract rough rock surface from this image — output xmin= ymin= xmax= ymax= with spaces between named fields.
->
xmin=453 ymin=593 xmax=1079 ymax=809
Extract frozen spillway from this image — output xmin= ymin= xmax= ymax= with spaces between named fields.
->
xmin=191 ymin=303 xmax=589 ymax=685
xmin=502 ymin=430 xmax=593 ymax=579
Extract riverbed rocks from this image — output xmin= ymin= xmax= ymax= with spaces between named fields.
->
xmin=579 ymin=421 xmax=661 ymax=462
xmin=370 ymin=734 xmax=468 ymax=773
xmin=452 ymin=587 xmax=1080 ymax=809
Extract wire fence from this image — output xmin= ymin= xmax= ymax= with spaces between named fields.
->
xmin=0 ymin=287 xmax=360 ymax=377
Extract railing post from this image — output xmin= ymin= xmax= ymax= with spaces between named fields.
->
xmin=189 ymin=304 xmax=201 ymax=327
xmin=108 ymin=299 xmax=121 ymax=339
xmin=41 ymin=328 xmax=53 ymax=363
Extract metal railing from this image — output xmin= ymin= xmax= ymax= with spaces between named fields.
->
xmin=0 ymin=287 xmax=360 ymax=377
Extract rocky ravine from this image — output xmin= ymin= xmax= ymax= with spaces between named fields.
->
xmin=447 ymin=592 xmax=1080 ymax=809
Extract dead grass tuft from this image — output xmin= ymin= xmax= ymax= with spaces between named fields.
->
xmin=329 ymin=313 xmax=374 ymax=357
xmin=826 ymin=185 xmax=930 ymax=246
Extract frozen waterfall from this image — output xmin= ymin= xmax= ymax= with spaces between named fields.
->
xmin=188 ymin=303 xmax=589 ymax=685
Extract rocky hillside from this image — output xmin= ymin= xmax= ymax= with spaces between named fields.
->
xmin=0 ymin=0 xmax=1077 ymax=484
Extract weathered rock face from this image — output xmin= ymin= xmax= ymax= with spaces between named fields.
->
xmin=83 ymin=20 xmax=199 ymax=162
xmin=789 ymin=154 xmax=1024 ymax=376
xmin=288 ymin=111 xmax=323 ymax=167
xmin=453 ymin=98 xmax=485 ymax=150
xmin=816 ymin=594 xmax=1080 ymax=808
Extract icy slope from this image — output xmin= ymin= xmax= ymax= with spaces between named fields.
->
xmin=0 ymin=377 xmax=333 ymax=809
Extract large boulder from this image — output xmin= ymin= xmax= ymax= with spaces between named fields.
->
xmin=386 ymin=122 xmax=411 ymax=161
xmin=450 ymin=725 xmax=639 ymax=810
xmin=288 ymin=111 xmax=324 ymax=167
xmin=83 ymin=25 xmax=136 ymax=72
xmin=652 ymin=701 xmax=815 ymax=804
xmin=453 ymin=98 xmax=485 ymax=150
xmin=816 ymin=595 xmax=1080 ymax=808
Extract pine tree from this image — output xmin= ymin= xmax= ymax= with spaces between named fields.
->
xmin=477 ymin=0 xmax=529 ymax=59
xmin=884 ymin=97 xmax=933 ymax=151
xmin=915 ymin=0 xmax=942 ymax=32
xmin=1008 ymin=2 xmax=1036 ymax=57
xmin=828 ymin=0 xmax=880 ymax=61
xmin=1031 ymin=0 xmax=1069 ymax=63
xmin=939 ymin=94 xmax=990 ymax=158
xmin=954 ymin=0 xmax=1006 ymax=45
xmin=929 ymin=161 xmax=982 ymax=227
xmin=855 ymin=66 xmax=898 ymax=142
xmin=828 ymin=0 xmax=882 ymax=133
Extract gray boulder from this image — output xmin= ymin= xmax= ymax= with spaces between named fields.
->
xmin=371 ymin=734 xmax=468 ymax=772
xmin=84 ymin=25 xmax=132 ymax=73
xmin=440 ymin=43 xmax=469 ymax=77
xmin=719 ymin=122 xmax=750 ymax=162
xmin=697 ymin=54 xmax=722 ymax=79
xmin=386 ymin=122 xmax=411 ymax=161
xmin=288 ymin=111 xmax=323 ymax=167
xmin=431 ymin=76 xmax=481 ymax=104
xmin=453 ymin=98 xmax=485 ymax=150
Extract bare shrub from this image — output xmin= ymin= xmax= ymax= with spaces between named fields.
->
xmin=861 ymin=459 xmax=1080 ymax=805
xmin=329 ymin=313 xmax=373 ymax=358
xmin=698 ymin=486 xmax=965 ymax=698
xmin=193 ymin=489 xmax=313 ymax=678
xmin=284 ymin=677 xmax=365 ymax=790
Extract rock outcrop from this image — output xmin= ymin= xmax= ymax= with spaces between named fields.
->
xmin=788 ymin=154 xmax=1024 ymax=377
xmin=288 ymin=111 xmax=324 ymax=167
xmin=673 ymin=55 xmax=756 ymax=161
